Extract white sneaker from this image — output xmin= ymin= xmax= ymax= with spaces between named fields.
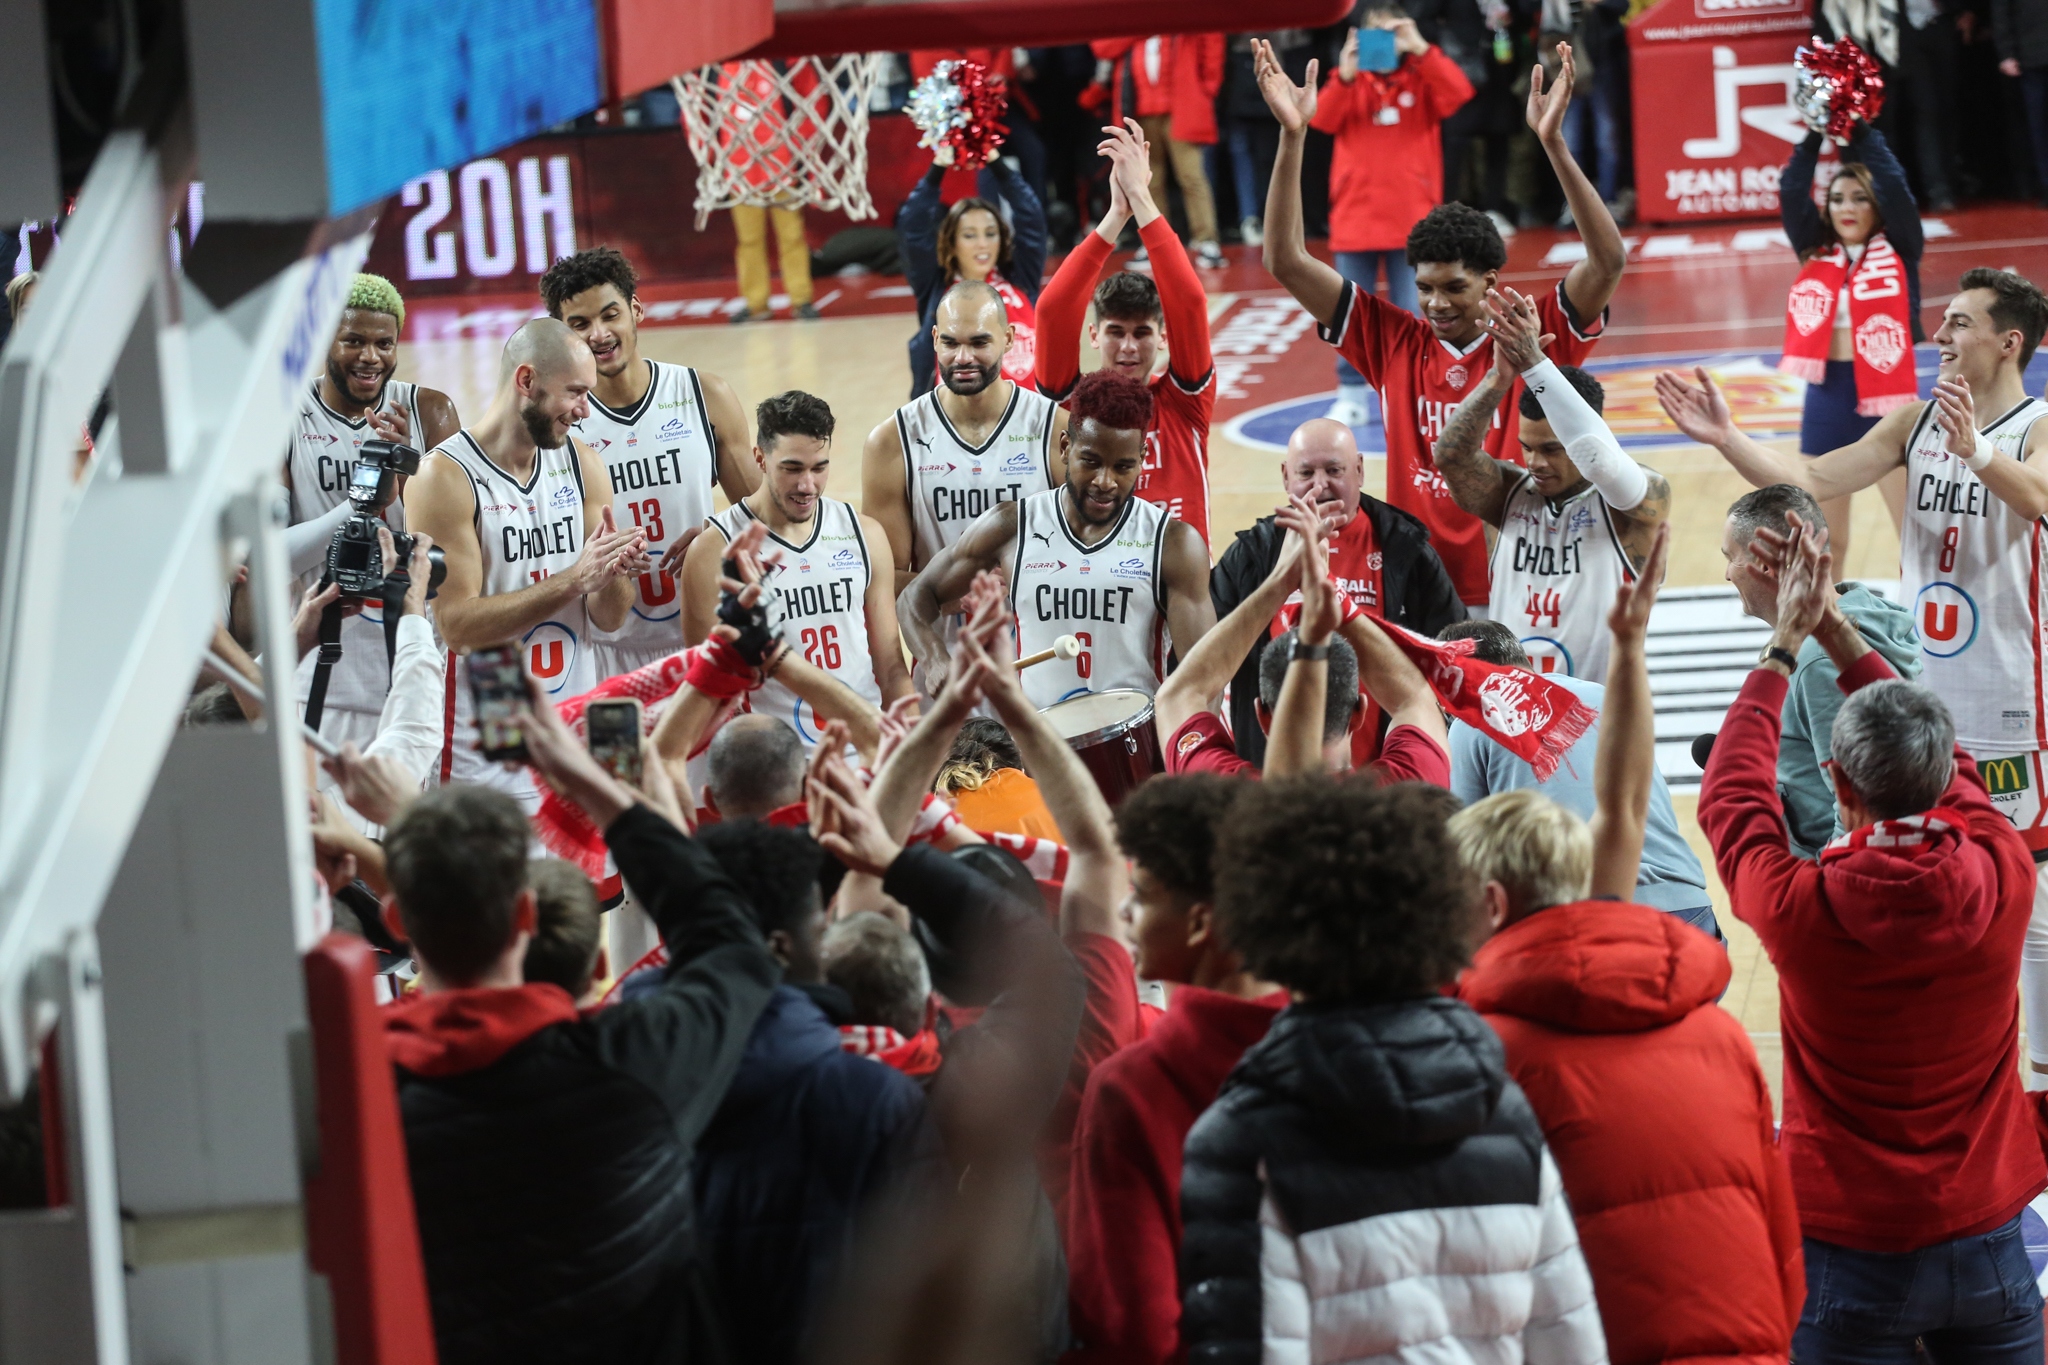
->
xmin=1486 ymin=210 xmax=1518 ymax=239
xmin=1324 ymin=394 xmax=1370 ymax=428
xmin=1240 ymin=217 xmax=1264 ymax=247
xmin=1195 ymin=241 xmax=1225 ymax=269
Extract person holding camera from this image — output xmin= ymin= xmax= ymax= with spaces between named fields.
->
xmin=1312 ymin=3 xmax=1474 ymax=427
xmin=286 ymin=273 xmax=461 ymax=752
xmin=404 ymin=317 xmax=651 ymax=808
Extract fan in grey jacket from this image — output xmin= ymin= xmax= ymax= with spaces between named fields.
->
xmin=1180 ymin=775 xmax=1606 ymax=1365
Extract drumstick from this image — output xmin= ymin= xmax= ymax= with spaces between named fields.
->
xmin=1015 ymin=635 xmax=1082 ymax=670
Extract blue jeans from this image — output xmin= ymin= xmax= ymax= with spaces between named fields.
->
xmin=1561 ymin=81 xmax=1624 ymax=204
xmin=1334 ymin=250 xmax=1418 ymax=386
xmin=1795 ymin=1216 xmax=2044 ymax=1365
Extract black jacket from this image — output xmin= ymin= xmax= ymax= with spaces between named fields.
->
xmin=1209 ymin=495 xmax=1466 ymax=767
xmin=899 ymin=161 xmax=1049 ymax=398
xmin=1180 ymin=997 xmax=1590 ymax=1364
xmin=1995 ymin=0 xmax=2048 ymax=69
xmin=884 ymin=845 xmax=1086 ymax=1362
xmin=390 ymin=806 xmax=780 ymax=1365
xmin=692 ymin=982 xmax=943 ymax=1365
xmin=1781 ymin=127 xmax=1925 ymax=341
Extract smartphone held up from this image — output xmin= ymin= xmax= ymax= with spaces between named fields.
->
xmin=585 ymin=699 xmax=644 ymax=787
xmin=468 ymin=642 xmax=532 ymax=764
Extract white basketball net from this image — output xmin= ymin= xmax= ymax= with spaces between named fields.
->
xmin=672 ymin=55 xmax=884 ymax=229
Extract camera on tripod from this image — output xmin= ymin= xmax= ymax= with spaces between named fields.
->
xmin=324 ymin=439 xmax=446 ymax=601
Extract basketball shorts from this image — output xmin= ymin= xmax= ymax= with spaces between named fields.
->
xmin=1975 ymin=750 xmax=2048 ymax=861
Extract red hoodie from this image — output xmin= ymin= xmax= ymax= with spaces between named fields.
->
xmin=384 ymin=983 xmax=580 ymax=1075
xmin=1462 ymin=900 xmax=1803 ymax=1365
xmin=1063 ymin=985 xmax=1288 ymax=1365
xmin=1699 ymin=652 xmax=2047 ymax=1252
xmin=1309 ymin=48 xmax=1474 ymax=253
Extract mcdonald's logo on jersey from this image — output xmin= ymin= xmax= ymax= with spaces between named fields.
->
xmin=1979 ymin=756 xmax=2032 ymax=797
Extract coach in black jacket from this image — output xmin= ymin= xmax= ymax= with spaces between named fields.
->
xmin=383 ymin=710 xmax=779 ymax=1365
xmin=1211 ymin=474 xmax=1464 ymax=767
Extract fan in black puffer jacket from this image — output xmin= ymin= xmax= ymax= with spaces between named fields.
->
xmin=1177 ymin=777 xmax=1607 ymax=1365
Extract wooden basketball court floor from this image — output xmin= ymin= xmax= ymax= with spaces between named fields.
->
xmin=396 ymin=204 xmax=2048 ymax=1112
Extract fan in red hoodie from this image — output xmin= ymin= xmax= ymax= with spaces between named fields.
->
xmin=1699 ymin=518 xmax=2048 ymax=1362
xmin=1064 ymin=774 xmax=1288 ymax=1365
xmin=1035 ymin=119 xmax=1217 ymax=545
xmin=1453 ymin=523 xmax=1806 ymax=1365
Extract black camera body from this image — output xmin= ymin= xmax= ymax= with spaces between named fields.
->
xmin=323 ymin=440 xmax=445 ymax=602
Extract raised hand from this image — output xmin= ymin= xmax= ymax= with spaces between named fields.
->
xmin=1337 ymin=28 xmax=1360 ymax=82
xmin=1272 ymin=492 xmax=1329 ymax=590
xmin=1296 ymin=523 xmax=1342 ymax=645
xmin=294 ymin=580 xmax=349 ymax=659
xmin=367 ymin=401 xmax=413 ymax=447
xmin=808 ymin=752 xmax=904 ymax=878
xmin=322 ymin=742 xmax=420 ymax=827
xmin=658 ymin=522 xmax=705 ymax=579
xmin=1933 ymin=378 xmax=1980 ymax=463
xmin=1771 ymin=514 xmax=1834 ymax=649
xmin=402 ymin=531 xmax=437 ymax=617
xmin=1653 ymin=366 xmax=1736 ymax=447
xmin=1527 ymin=42 xmax=1574 ymax=142
xmin=1254 ymin=38 xmax=1319 ymax=132
xmin=1098 ymin=119 xmax=1155 ymax=217
xmin=1605 ymin=520 xmax=1669 ymax=647
xmin=1484 ymin=287 xmax=1552 ymax=375
xmin=872 ymin=694 xmax=922 ymax=771
xmin=1390 ymin=16 xmax=1427 ymax=55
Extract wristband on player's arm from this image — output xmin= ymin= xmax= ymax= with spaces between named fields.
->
xmin=1521 ymin=357 xmax=1650 ymax=511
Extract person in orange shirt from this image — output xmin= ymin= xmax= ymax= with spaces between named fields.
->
xmin=935 ymin=718 xmax=1062 ymax=840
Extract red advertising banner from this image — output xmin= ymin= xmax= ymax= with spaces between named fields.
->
xmin=1628 ymin=0 xmax=1814 ymax=225
xmin=361 ymin=114 xmax=936 ymax=295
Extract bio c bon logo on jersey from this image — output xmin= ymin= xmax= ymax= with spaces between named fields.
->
xmin=1914 ymin=582 xmax=1979 ymax=658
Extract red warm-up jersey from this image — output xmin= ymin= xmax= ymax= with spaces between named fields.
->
xmin=1036 ymin=216 xmax=1216 ymax=546
xmin=1321 ymin=277 xmax=1605 ymax=604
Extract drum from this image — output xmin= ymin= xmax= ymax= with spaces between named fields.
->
xmin=1041 ymin=689 xmax=1162 ymax=805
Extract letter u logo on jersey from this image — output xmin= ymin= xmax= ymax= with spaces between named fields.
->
xmin=523 ymin=622 xmax=580 ymax=694
xmin=634 ymin=570 xmax=681 ymax=623
xmin=1914 ymin=582 xmax=1979 ymax=658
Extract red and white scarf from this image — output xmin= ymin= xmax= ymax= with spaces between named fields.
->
xmin=1381 ymin=622 xmax=1596 ymax=781
xmin=1779 ymin=233 xmax=1917 ymax=417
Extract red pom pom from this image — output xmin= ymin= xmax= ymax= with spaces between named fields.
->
xmin=1800 ymin=37 xmax=1885 ymax=141
xmin=945 ymin=60 xmax=1011 ymax=172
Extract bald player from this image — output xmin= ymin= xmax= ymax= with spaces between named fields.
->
xmin=1207 ymin=416 xmax=1465 ymax=767
xmin=865 ymin=280 xmax=1071 ymax=597
xmin=405 ymin=317 xmax=650 ymax=803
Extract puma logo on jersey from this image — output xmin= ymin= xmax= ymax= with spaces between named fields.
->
xmin=1031 ymin=530 xmax=1054 ymax=546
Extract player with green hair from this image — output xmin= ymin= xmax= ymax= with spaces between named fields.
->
xmin=282 ymin=270 xmax=463 ymax=762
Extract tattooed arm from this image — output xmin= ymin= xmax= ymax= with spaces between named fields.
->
xmin=1432 ymin=364 xmax=1520 ymax=528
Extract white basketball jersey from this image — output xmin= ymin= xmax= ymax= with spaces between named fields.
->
xmin=574 ymin=360 xmax=721 ymax=676
xmin=711 ymin=497 xmax=881 ymax=746
xmin=1010 ymin=488 xmax=1170 ymax=709
xmin=431 ymin=431 xmax=599 ymax=803
xmin=899 ymin=383 xmax=1059 ymax=567
xmin=1488 ymin=474 xmax=1636 ymax=684
xmin=288 ymin=380 xmax=421 ymax=721
xmin=1902 ymin=397 xmax=2048 ymax=752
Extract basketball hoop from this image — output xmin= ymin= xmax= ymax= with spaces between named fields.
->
xmin=672 ymin=56 xmax=885 ymax=229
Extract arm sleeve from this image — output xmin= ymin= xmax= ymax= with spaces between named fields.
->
xmin=1520 ymin=357 xmax=1648 ymax=510
xmin=1308 ymin=72 xmax=1355 ymax=134
xmin=1696 ymin=668 xmax=1807 ymax=947
xmin=1140 ymin=215 xmax=1214 ymax=387
xmin=1846 ymin=125 xmax=1924 ymax=262
xmin=363 ymin=613 xmax=446 ymax=784
xmin=899 ymin=166 xmax=948 ymax=314
xmin=595 ymin=806 xmax=781 ymax=1140
xmin=1523 ymin=1150 xmax=1610 ymax=1365
xmin=1779 ymin=133 xmax=1824 ymax=255
xmin=1417 ymin=45 xmax=1476 ymax=118
xmin=989 ymin=161 xmax=1050 ymax=295
xmin=1034 ymin=232 xmax=1114 ymax=398
xmin=286 ymin=499 xmax=355 ymax=578
xmin=1994 ymin=0 xmax=2019 ymax=60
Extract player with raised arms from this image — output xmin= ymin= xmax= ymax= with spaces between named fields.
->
xmin=541 ymin=246 xmax=760 ymax=679
xmin=403 ymin=318 xmax=650 ymax=804
xmin=899 ymin=370 xmax=1215 ymax=707
xmin=285 ymin=273 xmax=461 ymax=749
xmin=1254 ymin=37 xmax=1626 ymax=612
xmin=680 ymin=390 xmax=914 ymax=743
xmin=864 ymin=279 xmax=1070 ymax=597
xmin=1034 ymin=119 xmax=1218 ymax=545
xmin=1658 ymin=266 xmax=2048 ymax=1077
xmin=1434 ymin=287 xmax=1670 ymax=682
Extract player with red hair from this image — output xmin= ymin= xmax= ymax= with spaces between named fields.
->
xmin=899 ymin=370 xmax=1216 ymax=706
